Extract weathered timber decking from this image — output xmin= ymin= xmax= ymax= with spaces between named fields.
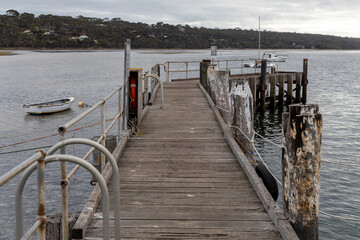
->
xmin=84 ymin=80 xmax=282 ymax=239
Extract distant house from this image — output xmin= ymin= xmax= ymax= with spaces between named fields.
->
xmin=78 ymin=35 xmax=89 ymax=41
xmin=44 ymin=30 xmax=55 ymax=35
xmin=22 ymin=30 xmax=32 ymax=35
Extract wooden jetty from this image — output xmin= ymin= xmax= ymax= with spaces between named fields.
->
xmin=78 ymin=79 xmax=297 ymax=239
xmin=0 ymin=42 xmax=321 ymax=240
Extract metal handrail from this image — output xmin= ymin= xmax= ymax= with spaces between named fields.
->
xmin=0 ymin=151 xmax=43 ymax=187
xmin=164 ymin=61 xmax=202 ymax=81
xmin=58 ymin=86 xmax=122 ymax=132
xmin=144 ymin=73 xmax=164 ymax=108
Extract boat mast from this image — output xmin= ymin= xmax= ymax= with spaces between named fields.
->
xmin=258 ymin=16 xmax=261 ymax=59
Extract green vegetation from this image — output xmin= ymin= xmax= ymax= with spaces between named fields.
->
xmin=1 ymin=9 xmax=360 ymax=49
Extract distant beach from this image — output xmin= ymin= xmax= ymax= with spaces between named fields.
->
xmin=0 ymin=51 xmax=16 ymax=56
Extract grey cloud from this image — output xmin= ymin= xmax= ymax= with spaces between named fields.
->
xmin=0 ymin=0 xmax=359 ymax=37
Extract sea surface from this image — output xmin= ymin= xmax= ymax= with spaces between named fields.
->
xmin=0 ymin=49 xmax=359 ymax=239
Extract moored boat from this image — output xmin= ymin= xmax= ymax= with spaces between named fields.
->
xmin=263 ymin=52 xmax=287 ymax=62
xmin=23 ymin=96 xmax=76 ymax=115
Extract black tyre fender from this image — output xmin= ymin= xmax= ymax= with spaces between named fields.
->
xmin=255 ymin=164 xmax=279 ymax=201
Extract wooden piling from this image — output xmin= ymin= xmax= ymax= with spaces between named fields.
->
xmin=91 ymin=135 xmax=117 ymax=184
xmin=269 ymin=75 xmax=276 ymax=109
xmin=260 ymin=60 xmax=267 ymax=108
xmin=282 ymin=104 xmax=322 ymax=240
xmin=302 ymin=59 xmax=308 ymax=104
xmin=200 ymin=60 xmax=211 ymax=92
xmin=295 ymin=73 xmax=301 ymax=103
xmin=286 ymin=74 xmax=293 ymax=105
xmin=230 ymin=80 xmax=254 ymax=151
xmin=278 ymin=75 xmax=284 ymax=108
xmin=214 ymin=70 xmax=231 ymax=123
xmin=46 ymin=213 xmax=78 ymax=240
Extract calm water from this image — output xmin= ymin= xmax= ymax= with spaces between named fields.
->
xmin=0 ymin=49 xmax=359 ymax=239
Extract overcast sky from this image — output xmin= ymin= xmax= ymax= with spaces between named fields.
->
xmin=1 ymin=0 xmax=360 ymax=38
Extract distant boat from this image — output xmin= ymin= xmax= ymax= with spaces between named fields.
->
xmin=23 ymin=96 xmax=75 ymax=115
xmin=263 ymin=52 xmax=287 ymax=62
xmin=243 ymin=60 xmax=276 ymax=68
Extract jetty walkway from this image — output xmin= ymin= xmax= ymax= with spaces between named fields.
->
xmin=84 ymin=79 xmax=283 ymax=239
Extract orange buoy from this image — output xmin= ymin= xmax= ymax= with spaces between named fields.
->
xmin=130 ymin=76 xmax=137 ymax=111
xmin=78 ymin=101 xmax=85 ymax=107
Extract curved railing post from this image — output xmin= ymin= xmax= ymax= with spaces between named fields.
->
xmin=16 ymin=154 xmax=110 ymax=240
xmin=144 ymin=73 xmax=164 ymax=108
xmin=16 ymin=138 xmax=121 ymax=240
xmin=157 ymin=63 xmax=169 ymax=82
xmin=47 ymin=138 xmax=121 ymax=240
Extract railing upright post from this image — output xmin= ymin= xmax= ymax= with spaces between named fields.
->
xmin=118 ymin=89 xmax=122 ymax=139
xmin=101 ymin=103 xmax=106 ymax=172
xmin=59 ymin=131 xmax=69 ymax=240
xmin=186 ymin=62 xmax=188 ymax=79
xmin=37 ymin=154 xmax=46 ymax=240
xmin=122 ymin=39 xmax=130 ymax=134
xmin=166 ymin=62 xmax=170 ymax=82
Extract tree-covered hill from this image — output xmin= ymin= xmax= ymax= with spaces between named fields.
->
xmin=1 ymin=9 xmax=360 ymax=49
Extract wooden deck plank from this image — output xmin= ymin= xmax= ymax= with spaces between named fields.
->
xmin=84 ymin=80 xmax=282 ymax=239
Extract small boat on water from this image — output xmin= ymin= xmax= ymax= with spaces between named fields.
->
xmin=263 ymin=52 xmax=287 ymax=62
xmin=23 ymin=96 xmax=76 ymax=115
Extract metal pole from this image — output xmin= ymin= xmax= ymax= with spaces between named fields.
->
xmin=302 ymin=58 xmax=308 ymax=104
xmin=122 ymin=39 xmax=131 ymax=134
xmin=59 ymin=131 xmax=69 ymax=240
xmin=258 ymin=16 xmax=261 ymax=59
xmin=118 ymin=89 xmax=122 ymax=140
xmin=260 ymin=59 xmax=267 ymax=108
xmin=101 ymin=103 xmax=106 ymax=172
xmin=166 ymin=62 xmax=170 ymax=82
xmin=37 ymin=154 xmax=46 ymax=240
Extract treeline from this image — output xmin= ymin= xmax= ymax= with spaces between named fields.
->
xmin=1 ymin=9 xmax=360 ymax=49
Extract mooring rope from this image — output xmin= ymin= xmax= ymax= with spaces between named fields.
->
xmin=0 ymin=118 xmax=115 ymax=150
xmin=215 ymin=105 xmax=230 ymax=113
xmin=128 ymin=118 xmax=140 ymax=135
xmin=233 ymin=135 xmax=259 ymax=166
xmin=0 ymin=145 xmax=54 ymax=155
xmin=252 ymin=143 xmax=283 ymax=186
xmin=230 ymin=125 xmax=282 ymax=186
xmin=229 ymin=125 xmax=254 ymax=143
xmin=254 ymin=131 xmax=282 ymax=148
